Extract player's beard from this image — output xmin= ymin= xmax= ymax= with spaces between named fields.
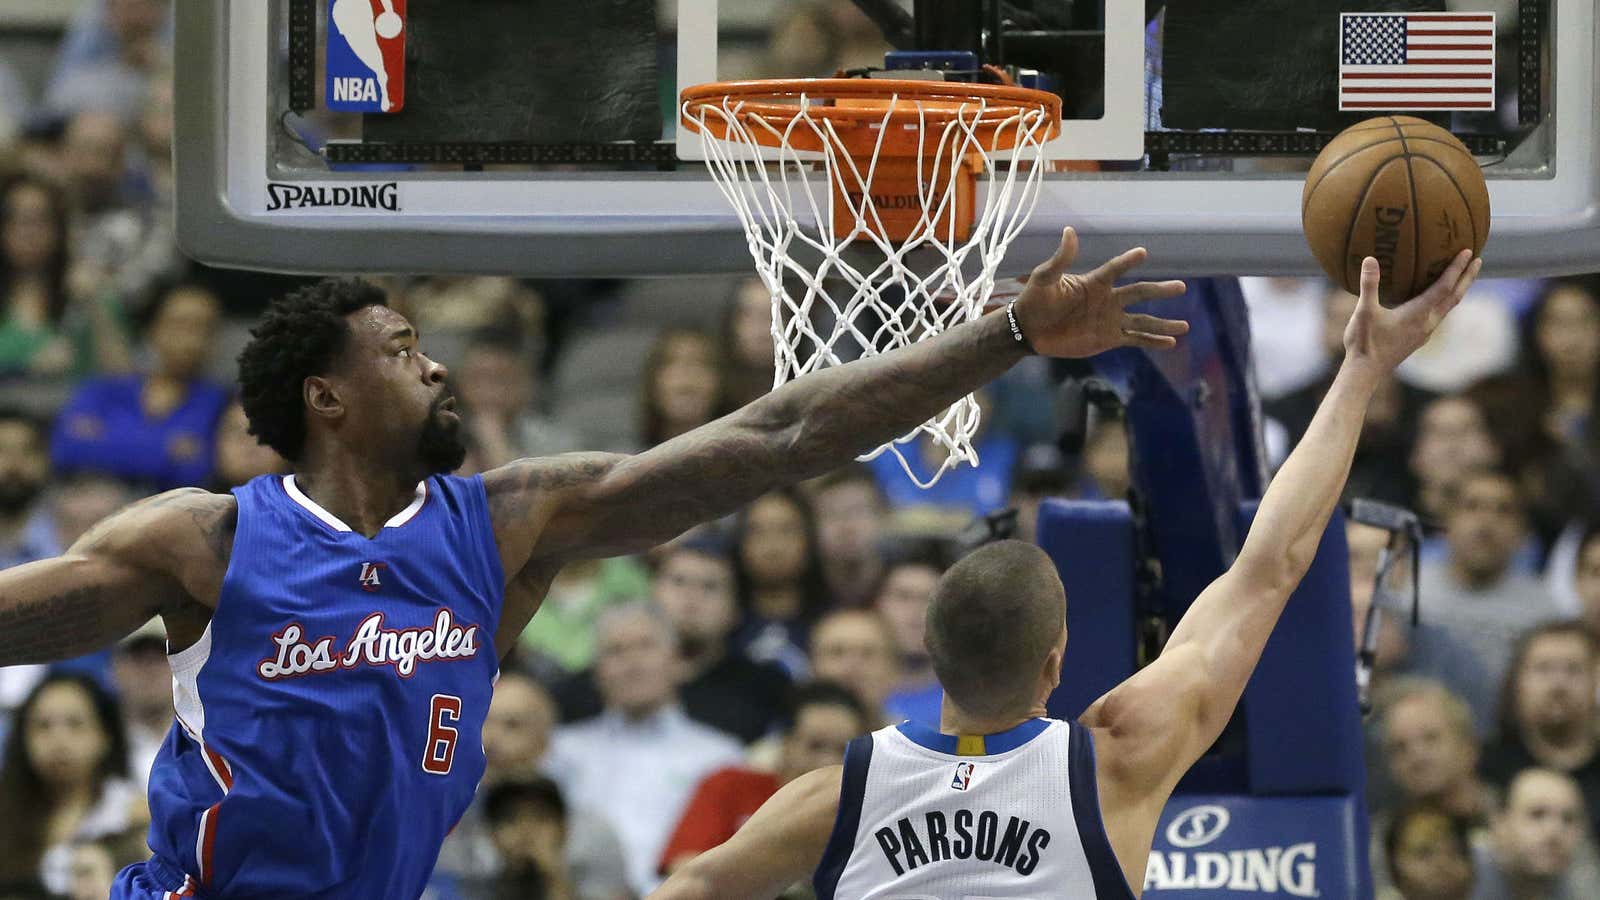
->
xmin=418 ymin=395 xmax=467 ymax=474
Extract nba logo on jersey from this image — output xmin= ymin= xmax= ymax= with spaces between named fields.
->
xmin=358 ymin=562 xmax=386 ymax=591
xmin=326 ymin=0 xmax=406 ymax=113
xmin=950 ymin=762 xmax=976 ymax=791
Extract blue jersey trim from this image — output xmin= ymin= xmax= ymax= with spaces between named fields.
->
xmin=813 ymin=734 xmax=873 ymax=900
xmin=1068 ymin=721 xmax=1138 ymax=899
xmin=895 ymin=717 xmax=1051 ymax=756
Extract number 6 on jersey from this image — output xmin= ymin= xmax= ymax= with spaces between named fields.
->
xmin=423 ymin=693 xmax=462 ymax=775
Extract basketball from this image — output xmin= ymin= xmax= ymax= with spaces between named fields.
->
xmin=1302 ymin=116 xmax=1490 ymax=306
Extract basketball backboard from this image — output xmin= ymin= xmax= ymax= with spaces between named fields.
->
xmin=176 ymin=1 xmax=1600 ymax=278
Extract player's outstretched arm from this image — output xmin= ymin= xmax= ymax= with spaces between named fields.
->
xmin=649 ymin=766 xmax=841 ymax=900
xmin=1086 ymin=251 xmax=1483 ymax=786
xmin=0 ymin=488 xmax=232 ymax=667
xmin=485 ymin=228 xmax=1188 ymax=565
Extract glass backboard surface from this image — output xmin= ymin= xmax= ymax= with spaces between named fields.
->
xmin=176 ymin=0 xmax=1598 ymax=278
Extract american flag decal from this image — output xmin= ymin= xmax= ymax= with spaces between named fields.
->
xmin=1339 ymin=12 xmax=1496 ymax=111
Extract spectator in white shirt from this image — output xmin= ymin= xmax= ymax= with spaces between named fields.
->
xmin=545 ymin=604 xmax=742 ymax=895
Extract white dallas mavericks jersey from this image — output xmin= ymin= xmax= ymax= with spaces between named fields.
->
xmin=813 ymin=718 xmax=1135 ymax=899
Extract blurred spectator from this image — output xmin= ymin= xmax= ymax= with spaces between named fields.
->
xmin=111 ymin=619 xmax=170 ymax=792
xmin=1481 ymin=622 xmax=1600 ymax=836
xmin=1074 ymin=412 xmax=1131 ymax=501
xmin=456 ymin=329 xmax=582 ymax=474
xmin=481 ymin=777 xmax=577 ymax=900
xmin=1379 ymin=679 xmax=1494 ymax=822
xmin=1347 ymin=521 xmax=1408 ymax=678
xmin=0 ymin=408 xmax=59 ymax=568
xmin=0 ymin=60 xmax=27 ymax=147
xmin=207 ymin=400 xmax=288 ymax=492
xmin=0 ymin=674 xmax=146 ymax=895
xmin=719 ymin=278 xmax=775 ymax=412
xmin=548 ymin=539 xmax=791 ymax=741
xmin=868 ymin=391 xmax=1019 ymax=534
xmin=1403 ymin=469 xmax=1563 ymax=728
xmin=64 ymin=835 xmax=146 ymax=900
xmin=1408 ymin=394 xmax=1503 ymax=524
xmin=1518 ymin=279 xmax=1599 ymax=448
xmin=807 ymin=464 xmax=888 ymax=610
xmin=1381 ymin=805 xmax=1477 ymax=900
xmin=519 ymin=555 xmax=651 ymax=676
xmin=1239 ymin=277 xmax=1328 ymax=401
xmin=658 ymin=681 xmax=870 ymax=876
xmin=432 ymin=673 xmax=630 ymax=900
xmin=52 ymin=280 xmax=229 ymax=489
xmin=1470 ymin=375 xmax=1597 ymax=555
xmin=766 ymin=0 xmax=894 ymax=77
xmin=0 ymin=173 xmax=77 ymax=376
xmin=733 ymin=489 xmax=828 ymax=679
xmin=545 ymin=605 xmax=742 ymax=895
xmin=46 ymin=0 xmax=173 ymax=121
xmin=1473 ymin=768 xmax=1592 ymax=899
xmin=1266 ymin=287 xmax=1425 ymax=503
xmin=1008 ymin=445 xmax=1073 ymax=543
xmin=807 ymin=608 xmax=900 ymax=727
xmin=50 ymin=472 xmax=133 ymax=549
xmin=639 ymin=329 xmax=723 ymax=449
xmin=874 ymin=549 xmax=947 ymax=727
xmin=1576 ymin=526 xmax=1600 ymax=638
xmin=654 ymin=537 xmax=790 ymax=743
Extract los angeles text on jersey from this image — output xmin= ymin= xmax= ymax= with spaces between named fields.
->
xmin=1144 ymin=843 xmax=1317 ymax=896
xmin=256 ymin=608 xmax=482 ymax=680
xmin=874 ymin=809 xmax=1051 ymax=877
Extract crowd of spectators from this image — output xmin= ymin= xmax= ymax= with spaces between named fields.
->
xmin=0 ymin=3 xmax=1595 ymax=900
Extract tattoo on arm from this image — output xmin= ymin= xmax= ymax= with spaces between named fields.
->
xmin=512 ymin=312 xmax=1025 ymax=560
xmin=0 ymin=584 xmax=112 ymax=667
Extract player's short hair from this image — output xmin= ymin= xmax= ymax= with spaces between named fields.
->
xmin=236 ymin=279 xmax=389 ymax=462
xmin=925 ymin=540 xmax=1066 ymax=719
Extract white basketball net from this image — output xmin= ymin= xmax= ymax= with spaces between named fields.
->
xmin=684 ymin=88 xmax=1057 ymax=487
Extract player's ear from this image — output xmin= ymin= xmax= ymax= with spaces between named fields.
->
xmin=304 ymin=375 xmax=344 ymax=421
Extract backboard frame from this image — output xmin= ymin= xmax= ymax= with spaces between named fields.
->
xmin=176 ymin=0 xmax=1600 ymax=278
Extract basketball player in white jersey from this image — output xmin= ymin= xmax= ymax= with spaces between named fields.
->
xmin=652 ymin=249 xmax=1484 ymax=900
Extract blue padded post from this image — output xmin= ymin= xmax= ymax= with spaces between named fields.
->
xmin=1238 ymin=504 xmax=1367 ymax=797
xmin=1037 ymin=499 xmax=1139 ymax=721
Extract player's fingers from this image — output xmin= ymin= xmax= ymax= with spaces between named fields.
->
xmin=1094 ymin=246 xmax=1150 ymax=283
xmin=1357 ymin=257 xmax=1382 ymax=308
xmin=1124 ymin=313 xmax=1190 ymax=338
xmin=1426 ymin=249 xmax=1474 ymax=302
xmin=1115 ymin=280 xmax=1187 ymax=306
xmin=1035 ymin=227 xmax=1080 ymax=279
xmin=1447 ymin=257 xmax=1484 ymax=309
xmin=1122 ymin=330 xmax=1179 ymax=350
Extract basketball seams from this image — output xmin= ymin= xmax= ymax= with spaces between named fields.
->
xmin=1411 ymin=154 xmax=1482 ymax=258
xmin=1302 ymin=136 xmax=1467 ymax=216
xmin=1392 ymin=120 xmax=1423 ymax=299
xmin=1339 ymin=155 xmax=1406 ymax=292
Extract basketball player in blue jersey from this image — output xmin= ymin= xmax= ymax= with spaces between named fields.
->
xmin=652 ymin=250 xmax=1485 ymax=900
xmin=0 ymin=228 xmax=1196 ymax=898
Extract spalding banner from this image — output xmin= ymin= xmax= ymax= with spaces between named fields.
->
xmin=1145 ymin=795 xmax=1368 ymax=899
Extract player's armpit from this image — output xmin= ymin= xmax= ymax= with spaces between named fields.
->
xmin=1080 ymin=640 xmax=1213 ymax=799
xmin=649 ymin=766 xmax=842 ymax=900
xmin=0 ymin=488 xmax=234 ymax=667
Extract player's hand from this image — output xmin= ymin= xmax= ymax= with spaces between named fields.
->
xmin=1013 ymin=227 xmax=1190 ymax=358
xmin=1343 ymin=250 xmax=1482 ymax=375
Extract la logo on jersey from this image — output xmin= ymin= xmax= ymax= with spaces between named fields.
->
xmin=326 ymin=0 xmax=406 ymax=112
xmin=359 ymin=562 xmax=387 ymax=591
xmin=951 ymin=762 xmax=976 ymax=791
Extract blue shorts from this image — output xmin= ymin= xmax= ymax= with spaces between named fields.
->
xmin=111 ymin=857 xmax=202 ymax=899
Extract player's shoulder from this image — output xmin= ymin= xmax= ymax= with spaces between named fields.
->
xmin=90 ymin=488 xmax=237 ymax=561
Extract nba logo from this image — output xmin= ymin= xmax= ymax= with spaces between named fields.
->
xmin=950 ymin=762 xmax=975 ymax=791
xmin=326 ymin=0 xmax=406 ymax=113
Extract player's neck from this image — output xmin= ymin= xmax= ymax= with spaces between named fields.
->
xmin=292 ymin=458 xmax=426 ymax=537
xmin=939 ymin=699 xmax=1046 ymax=737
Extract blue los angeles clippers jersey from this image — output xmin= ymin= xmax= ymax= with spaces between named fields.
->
xmin=139 ymin=473 xmax=503 ymax=898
